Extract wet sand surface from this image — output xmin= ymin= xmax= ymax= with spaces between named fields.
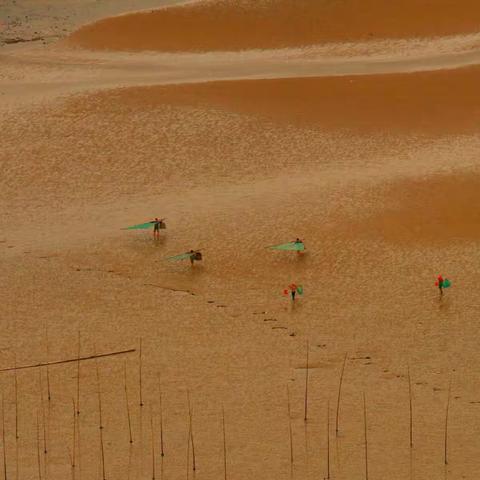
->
xmin=2 ymin=1 xmax=480 ymax=480
xmin=67 ymin=0 xmax=480 ymax=52
xmin=0 ymin=0 xmax=185 ymax=46
xmin=110 ymin=67 xmax=480 ymax=134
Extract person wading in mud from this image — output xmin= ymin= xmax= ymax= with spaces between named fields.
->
xmin=289 ymin=283 xmax=298 ymax=302
xmin=294 ymin=238 xmax=304 ymax=255
xmin=152 ymin=218 xmax=163 ymax=239
xmin=188 ymin=250 xmax=202 ymax=266
xmin=437 ymin=274 xmax=444 ymax=296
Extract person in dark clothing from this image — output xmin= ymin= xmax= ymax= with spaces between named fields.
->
xmin=188 ymin=250 xmax=202 ymax=265
xmin=152 ymin=218 xmax=165 ymax=239
xmin=289 ymin=283 xmax=297 ymax=301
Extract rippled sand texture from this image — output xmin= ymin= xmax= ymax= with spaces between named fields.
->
xmin=67 ymin=0 xmax=480 ymax=52
xmin=0 ymin=0 xmax=185 ymax=45
xmin=2 ymin=1 xmax=480 ymax=480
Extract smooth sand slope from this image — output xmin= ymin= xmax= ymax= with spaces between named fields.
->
xmin=114 ymin=67 xmax=480 ymax=133
xmin=4 ymin=67 xmax=480 ymax=218
xmin=3 ymin=1 xmax=480 ymax=480
xmin=67 ymin=0 xmax=480 ymax=52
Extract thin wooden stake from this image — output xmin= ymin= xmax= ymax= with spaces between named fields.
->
xmin=139 ymin=339 xmax=144 ymax=408
xmin=304 ymin=340 xmax=309 ymax=422
xmin=444 ymin=380 xmax=452 ymax=465
xmin=127 ymin=444 xmax=133 ymax=480
xmin=139 ymin=402 xmax=144 ymax=478
xmin=335 ymin=353 xmax=348 ymax=436
xmin=14 ymin=356 xmax=19 ymax=480
xmin=2 ymin=394 xmax=7 ymax=480
xmin=14 ymin=357 xmax=18 ymax=441
xmin=76 ymin=403 xmax=82 ymax=480
xmin=67 ymin=447 xmax=73 ymax=480
xmin=39 ymin=369 xmax=48 ymax=479
xmin=157 ymin=374 xmax=164 ymax=457
xmin=363 ymin=393 xmax=368 ymax=480
xmin=326 ymin=399 xmax=330 ymax=480
xmin=45 ymin=323 xmax=51 ymax=402
xmin=408 ymin=365 xmax=413 ymax=448
xmin=95 ymin=354 xmax=106 ymax=480
xmin=72 ymin=399 xmax=76 ymax=470
xmin=151 ymin=409 xmax=156 ymax=480
xmin=36 ymin=413 xmax=42 ymax=480
xmin=186 ymin=414 xmax=191 ymax=480
xmin=187 ymin=391 xmax=196 ymax=471
xmin=76 ymin=331 xmax=81 ymax=416
xmin=95 ymin=356 xmax=103 ymax=431
xmin=286 ymin=385 xmax=294 ymax=469
xmin=46 ymin=368 xmax=51 ymax=403
xmin=222 ymin=407 xmax=227 ymax=480
xmin=100 ymin=427 xmax=106 ymax=480
xmin=124 ymin=362 xmax=133 ymax=444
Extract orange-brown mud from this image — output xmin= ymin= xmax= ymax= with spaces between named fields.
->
xmin=2 ymin=1 xmax=480 ymax=480
xmin=67 ymin=0 xmax=480 ymax=52
xmin=109 ymin=66 xmax=480 ymax=134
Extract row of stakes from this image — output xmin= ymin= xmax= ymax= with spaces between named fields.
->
xmin=0 ymin=337 xmax=454 ymax=480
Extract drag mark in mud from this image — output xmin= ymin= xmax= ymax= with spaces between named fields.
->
xmin=144 ymin=283 xmax=196 ymax=296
